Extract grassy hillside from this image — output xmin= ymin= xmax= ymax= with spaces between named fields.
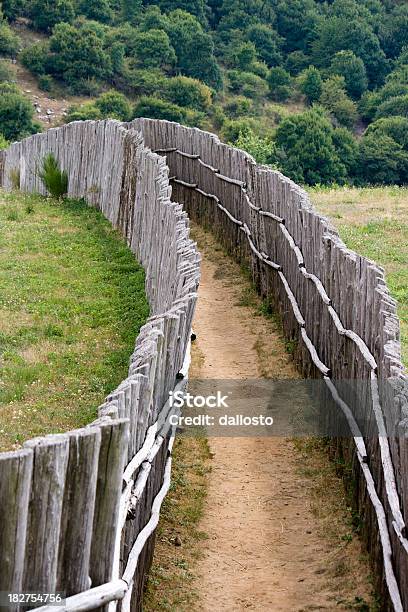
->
xmin=2 ymin=1 xmax=408 ymax=187
xmin=0 ymin=191 xmax=149 ymax=451
xmin=311 ymin=186 xmax=408 ymax=367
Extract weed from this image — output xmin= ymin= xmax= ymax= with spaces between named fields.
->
xmin=9 ymin=167 xmax=20 ymax=190
xmin=38 ymin=153 xmax=68 ymax=200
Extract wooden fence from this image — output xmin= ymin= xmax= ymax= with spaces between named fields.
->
xmin=0 ymin=118 xmax=408 ymax=610
xmin=0 ymin=120 xmax=200 ymax=611
xmin=129 ymin=118 xmax=408 ymax=612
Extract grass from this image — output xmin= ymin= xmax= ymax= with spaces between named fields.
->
xmin=310 ymin=185 xmax=408 ymax=367
xmin=0 ymin=190 xmax=149 ymax=451
xmin=143 ymin=437 xmax=212 ymax=611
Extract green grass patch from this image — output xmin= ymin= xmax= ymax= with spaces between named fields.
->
xmin=0 ymin=190 xmax=149 ymax=450
xmin=310 ymin=186 xmax=408 ymax=367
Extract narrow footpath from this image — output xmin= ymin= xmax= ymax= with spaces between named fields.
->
xmin=190 ymin=226 xmax=376 ymax=612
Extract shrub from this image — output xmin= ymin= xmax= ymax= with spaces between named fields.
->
xmin=123 ymin=67 xmax=166 ymax=96
xmin=366 ymin=116 xmax=408 ymax=150
xmin=0 ymin=22 xmax=20 ymax=56
xmin=0 ymin=60 xmax=12 ymax=82
xmin=38 ymin=75 xmax=54 ymax=93
xmin=29 ymin=0 xmax=75 ymax=33
xmin=227 ymin=70 xmax=268 ymax=100
xmin=130 ymin=29 xmax=176 ymax=69
xmin=0 ymin=133 xmax=9 ymax=150
xmin=39 ymin=153 xmax=68 ymax=199
xmin=94 ymin=90 xmax=131 ymax=121
xmin=65 ymin=103 xmax=102 ymax=122
xmin=298 ymin=66 xmax=322 ymax=104
xmin=20 ymin=42 xmax=49 ymax=76
xmin=267 ymin=67 xmax=292 ymax=102
xmin=223 ymin=97 xmax=253 ymax=118
xmin=320 ymin=76 xmax=358 ymax=128
xmin=163 ymin=76 xmax=212 ymax=111
xmin=0 ymin=83 xmax=37 ymax=140
xmin=329 ymin=50 xmax=368 ymax=100
xmin=234 ymin=128 xmax=276 ymax=165
xmin=132 ymin=97 xmax=188 ymax=123
xmin=357 ymin=132 xmax=408 ymax=185
xmin=376 ymin=94 xmax=408 ymax=119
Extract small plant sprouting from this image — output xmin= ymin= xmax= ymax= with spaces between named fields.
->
xmin=39 ymin=153 xmax=68 ymax=200
xmin=9 ymin=167 xmax=20 ymax=190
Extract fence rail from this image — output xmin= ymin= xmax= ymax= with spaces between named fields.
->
xmin=1 ymin=118 xmax=408 ymax=610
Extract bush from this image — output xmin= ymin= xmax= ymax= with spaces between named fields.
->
xmin=39 ymin=153 xmax=68 ymax=199
xmin=358 ymin=132 xmax=408 ymax=185
xmin=29 ymin=0 xmax=75 ymax=33
xmin=227 ymin=70 xmax=268 ymax=100
xmin=365 ymin=116 xmax=408 ymax=150
xmin=123 ymin=67 xmax=166 ymax=96
xmin=94 ymin=90 xmax=131 ymax=121
xmin=376 ymin=94 xmax=408 ymax=119
xmin=330 ymin=50 xmax=368 ymax=100
xmin=223 ymin=97 xmax=253 ymax=118
xmin=332 ymin=127 xmax=359 ymax=178
xmin=0 ymin=60 xmax=12 ymax=82
xmin=0 ymin=133 xmax=9 ymax=150
xmin=66 ymin=103 xmax=102 ymax=122
xmin=20 ymin=42 xmax=49 ymax=76
xmin=275 ymin=106 xmax=347 ymax=185
xmin=38 ymin=75 xmax=54 ymax=92
xmin=220 ymin=118 xmax=259 ymax=143
xmin=298 ymin=66 xmax=322 ymax=104
xmin=285 ymin=51 xmax=309 ymax=75
xmin=0 ymin=84 xmax=37 ymax=140
xmin=130 ymin=29 xmax=176 ymax=69
xmin=234 ymin=128 xmax=276 ymax=165
xmin=320 ymin=76 xmax=358 ymax=128
xmin=163 ymin=76 xmax=212 ymax=111
xmin=0 ymin=22 xmax=20 ymax=56
xmin=132 ymin=97 xmax=187 ymax=123
xmin=267 ymin=67 xmax=292 ymax=102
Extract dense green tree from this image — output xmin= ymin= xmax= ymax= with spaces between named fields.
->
xmin=320 ymin=76 xmax=358 ymax=128
xmin=165 ymin=10 xmax=222 ymax=89
xmin=20 ymin=42 xmax=49 ymax=75
xmin=132 ymin=96 xmax=187 ymax=122
xmin=376 ymin=95 xmax=408 ymax=120
xmin=330 ymin=50 xmax=368 ymax=100
xmin=366 ymin=116 xmax=408 ymax=150
xmin=379 ymin=4 xmax=408 ymax=59
xmin=77 ymin=0 xmax=113 ymax=24
xmin=94 ymin=90 xmax=131 ymax=120
xmin=29 ymin=0 xmax=74 ymax=33
xmin=358 ymin=132 xmax=408 ymax=184
xmin=47 ymin=21 xmax=113 ymax=86
xmin=246 ymin=24 xmax=282 ymax=67
xmin=122 ymin=66 xmax=165 ymax=96
xmin=331 ymin=127 xmax=358 ymax=177
xmin=130 ymin=29 xmax=176 ymax=69
xmin=299 ymin=66 xmax=322 ymax=104
xmin=311 ymin=15 xmax=388 ymax=87
xmin=275 ymin=107 xmax=347 ymax=185
xmin=267 ymin=67 xmax=292 ymax=102
xmin=0 ymin=83 xmax=38 ymax=140
xmin=231 ymin=42 xmax=257 ymax=71
xmin=227 ymin=70 xmax=268 ymax=100
xmin=163 ymin=76 xmax=212 ymax=111
xmin=285 ymin=51 xmax=310 ymax=75
xmin=0 ymin=20 xmax=20 ymax=55
xmin=145 ymin=0 xmax=208 ymax=25
xmin=1 ymin=0 xmax=25 ymax=21
xmin=121 ymin=0 xmax=142 ymax=25
xmin=276 ymin=0 xmax=319 ymax=53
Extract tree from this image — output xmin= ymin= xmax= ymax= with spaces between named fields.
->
xmin=121 ymin=0 xmax=142 ymax=25
xmin=231 ymin=42 xmax=257 ymax=71
xmin=47 ymin=21 xmax=113 ymax=86
xmin=376 ymin=95 xmax=408 ymax=119
xmin=0 ymin=21 xmax=20 ymax=56
xmin=20 ymin=42 xmax=49 ymax=75
xmin=379 ymin=4 xmax=408 ymax=59
xmin=1 ymin=0 xmax=25 ymax=21
xmin=234 ymin=128 xmax=276 ymax=165
xmin=267 ymin=67 xmax=292 ymax=102
xmin=165 ymin=10 xmax=222 ymax=89
xmin=130 ymin=30 xmax=176 ymax=70
xmin=0 ymin=84 xmax=38 ymax=140
xmin=77 ymin=0 xmax=113 ymax=24
xmin=332 ymin=127 xmax=359 ymax=178
xmin=29 ymin=0 xmax=75 ymax=33
xmin=145 ymin=0 xmax=208 ymax=25
xmin=275 ymin=107 xmax=347 ymax=185
xmin=246 ymin=24 xmax=282 ymax=67
xmin=163 ymin=76 xmax=212 ymax=111
xmin=299 ymin=66 xmax=322 ymax=104
xmin=330 ymin=51 xmax=368 ymax=100
xmin=227 ymin=70 xmax=268 ymax=100
xmin=132 ymin=97 xmax=188 ymax=123
xmin=366 ymin=116 xmax=408 ymax=150
xmin=276 ymin=0 xmax=319 ymax=53
xmin=94 ymin=90 xmax=131 ymax=120
xmin=358 ymin=132 xmax=408 ymax=185
xmin=320 ymin=76 xmax=358 ymax=128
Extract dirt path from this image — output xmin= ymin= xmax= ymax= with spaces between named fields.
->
xmin=190 ymin=227 xmax=375 ymax=611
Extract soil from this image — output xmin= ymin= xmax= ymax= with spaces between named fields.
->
xmin=190 ymin=225 xmax=376 ymax=611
